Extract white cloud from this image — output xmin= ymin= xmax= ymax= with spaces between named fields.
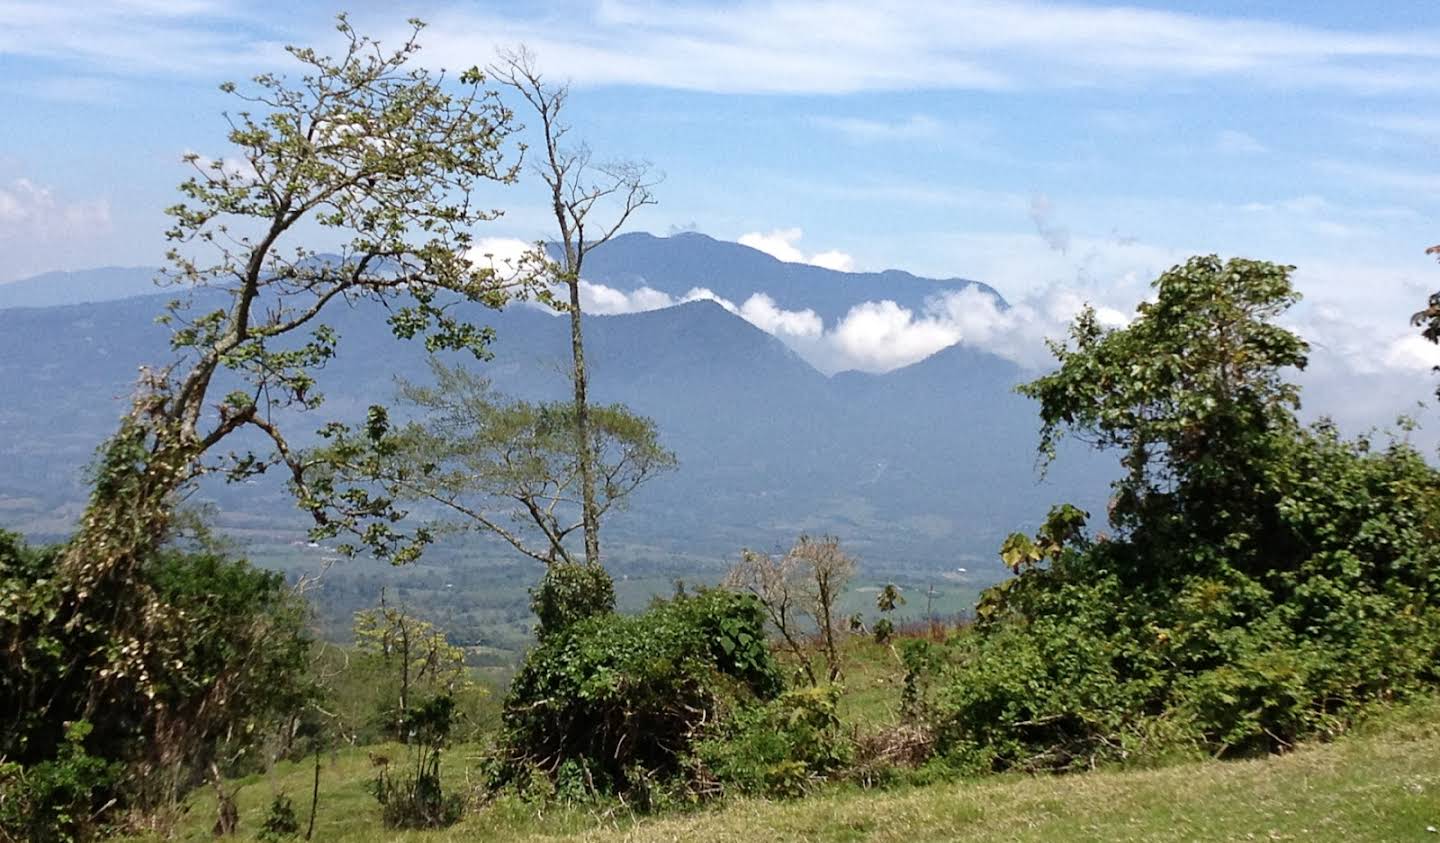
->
xmin=738 ymin=228 xmax=856 ymax=271
xmin=0 ymin=0 xmax=280 ymax=77
xmin=398 ymin=1 xmax=1440 ymax=95
xmin=809 ymin=250 xmax=856 ymax=272
xmin=0 ymin=178 xmax=110 ymax=237
xmin=810 ymin=114 xmax=943 ymax=143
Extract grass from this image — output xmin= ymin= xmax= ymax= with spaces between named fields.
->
xmin=135 ymin=689 xmax=1440 ymax=842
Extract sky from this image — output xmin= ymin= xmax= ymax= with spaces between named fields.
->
xmin=3 ymin=0 xmax=1440 ymax=435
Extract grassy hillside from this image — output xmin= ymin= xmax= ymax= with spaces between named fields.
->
xmin=138 ymin=696 xmax=1440 ymax=842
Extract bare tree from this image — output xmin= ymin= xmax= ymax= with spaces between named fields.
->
xmin=791 ymin=535 xmax=856 ymax=683
xmin=726 ymin=535 xmax=857 ymax=684
xmin=491 ymin=47 xmax=660 ymax=568
xmin=726 ymin=548 xmax=817 ymax=686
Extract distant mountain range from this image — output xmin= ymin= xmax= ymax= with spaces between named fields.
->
xmin=0 ymin=233 xmax=1111 ymax=583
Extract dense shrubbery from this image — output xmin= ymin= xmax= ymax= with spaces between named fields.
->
xmin=0 ymin=530 xmax=312 ymax=838
xmin=691 ymin=685 xmax=852 ymax=798
xmin=914 ymin=257 xmax=1440 ymax=772
xmin=492 ymin=588 xmax=783 ymax=797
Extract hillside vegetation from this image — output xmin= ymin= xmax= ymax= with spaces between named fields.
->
xmin=6 ymin=18 xmax=1440 ymax=843
xmin=137 ymin=693 xmax=1440 ymax=842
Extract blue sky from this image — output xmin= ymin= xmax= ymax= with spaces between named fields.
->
xmin=3 ymin=0 xmax=1440 ymax=431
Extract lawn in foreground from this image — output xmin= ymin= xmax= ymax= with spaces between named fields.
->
xmin=144 ymin=697 xmax=1439 ymax=842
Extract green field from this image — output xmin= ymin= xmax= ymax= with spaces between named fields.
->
xmin=135 ymin=641 xmax=1440 ymax=843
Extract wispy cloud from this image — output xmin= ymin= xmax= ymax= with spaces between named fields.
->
xmin=0 ymin=0 xmax=281 ymax=78
xmin=810 ymin=114 xmax=943 ymax=143
xmin=396 ymin=0 xmax=1440 ymax=95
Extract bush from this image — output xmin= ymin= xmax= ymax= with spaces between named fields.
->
xmin=493 ymin=589 xmax=782 ymax=797
xmin=691 ymin=685 xmax=851 ymax=798
xmin=371 ymin=695 xmax=464 ymax=829
xmin=0 ymin=722 xmax=120 ymax=843
xmin=0 ymin=530 xmax=312 ymax=829
xmin=927 ymin=426 xmax=1440 ymax=771
xmin=530 ymin=561 xmax=616 ymax=639
xmin=257 ymin=793 xmax=300 ymax=841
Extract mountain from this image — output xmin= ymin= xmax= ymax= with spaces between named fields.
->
xmin=0 ymin=234 xmax=1111 ymax=581
xmin=0 ymin=266 xmax=162 ymax=309
xmin=561 ymin=231 xmax=1001 ymax=322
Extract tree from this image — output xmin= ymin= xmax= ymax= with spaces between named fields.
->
xmin=352 ymin=595 xmax=471 ymax=741
xmin=726 ymin=534 xmax=856 ymax=684
xmin=11 ymin=16 xmax=530 ymax=820
xmin=922 ymin=255 xmax=1440 ymax=770
xmin=491 ymin=48 xmax=660 ymax=569
xmin=873 ymin=582 xmax=905 ymax=644
xmin=1019 ymin=255 xmax=1308 ymax=561
xmin=313 ymin=360 xmax=676 ymax=567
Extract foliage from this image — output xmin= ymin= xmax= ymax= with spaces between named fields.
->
xmin=1 ymin=530 xmax=311 ymax=828
xmin=492 ymin=589 xmax=782 ymax=796
xmin=726 ymin=535 xmax=856 ymax=685
xmin=927 ymin=256 xmax=1440 ymax=772
xmin=311 ymin=360 xmax=675 ymax=566
xmin=873 ymin=583 xmax=905 ymax=643
xmin=9 ymin=18 xmax=528 ymax=831
xmin=370 ymin=696 xmax=464 ymax=829
xmin=530 ymin=561 xmax=617 ymax=640
xmin=257 ymin=793 xmax=301 ymax=842
xmin=0 ymin=722 xmax=120 ymax=843
xmin=351 ymin=597 xmax=474 ymax=740
xmin=691 ymin=686 xmax=851 ymax=799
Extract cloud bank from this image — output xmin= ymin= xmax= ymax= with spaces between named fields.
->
xmin=738 ymin=228 xmax=856 ymax=272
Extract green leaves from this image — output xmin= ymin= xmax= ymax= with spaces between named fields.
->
xmin=1020 ymin=256 xmax=1309 ymax=554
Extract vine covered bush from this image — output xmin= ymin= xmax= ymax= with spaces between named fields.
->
xmin=921 ymin=257 xmax=1440 ymax=772
xmin=0 ymin=530 xmax=312 ymax=836
xmin=690 ymin=685 xmax=852 ymax=798
xmin=491 ymin=588 xmax=782 ymax=797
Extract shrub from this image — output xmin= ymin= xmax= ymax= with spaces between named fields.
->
xmin=927 ymin=424 xmax=1440 ymax=772
xmin=691 ymin=685 xmax=851 ymax=798
xmin=257 ymin=793 xmax=300 ymax=841
xmin=493 ymin=589 xmax=782 ymax=797
xmin=530 ymin=561 xmax=616 ymax=640
xmin=371 ymin=695 xmax=464 ymax=829
xmin=0 ymin=530 xmax=312 ymax=830
xmin=925 ymin=257 xmax=1440 ymax=772
xmin=0 ymin=722 xmax=120 ymax=843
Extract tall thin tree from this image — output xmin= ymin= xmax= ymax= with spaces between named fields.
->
xmin=492 ymin=48 xmax=659 ymax=567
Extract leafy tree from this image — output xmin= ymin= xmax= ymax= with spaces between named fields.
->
xmin=311 ymin=360 xmax=675 ymax=567
xmin=1019 ymin=255 xmax=1308 ymax=564
xmin=1412 ymin=243 xmax=1440 ymax=397
xmin=352 ymin=595 xmax=473 ymax=740
xmin=370 ymin=695 xmax=464 ymax=829
xmin=924 ymin=256 xmax=1440 ymax=771
xmin=491 ymin=48 xmax=660 ymax=569
xmin=3 ymin=17 xmax=529 ymax=825
xmin=873 ymin=583 xmax=905 ymax=644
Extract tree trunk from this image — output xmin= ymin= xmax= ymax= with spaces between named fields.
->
xmin=566 ymin=276 xmax=602 ymax=567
